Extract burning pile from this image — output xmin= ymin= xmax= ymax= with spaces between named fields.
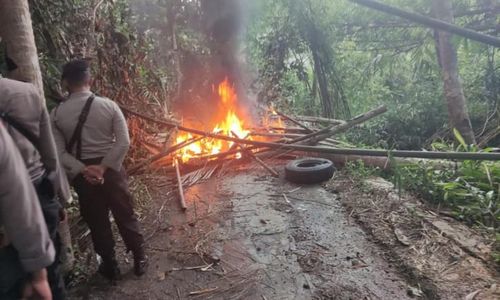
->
xmin=174 ymin=78 xmax=252 ymax=163
xmin=127 ymin=77 xmax=386 ymax=178
xmin=126 ymin=87 xmax=387 ymax=209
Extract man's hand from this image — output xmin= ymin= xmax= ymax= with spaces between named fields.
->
xmin=22 ymin=268 xmax=52 ymax=300
xmin=82 ymin=165 xmax=107 ymax=185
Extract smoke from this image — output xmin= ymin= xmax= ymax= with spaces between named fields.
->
xmin=127 ymin=0 xmax=257 ymax=123
xmin=201 ymin=0 xmax=245 ymax=90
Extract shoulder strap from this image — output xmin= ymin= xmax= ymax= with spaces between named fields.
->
xmin=0 ymin=112 xmax=41 ymax=152
xmin=66 ymin=94 xmax=95 ymax=160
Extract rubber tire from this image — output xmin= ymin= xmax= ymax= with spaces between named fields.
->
xmin=285 ymin=158 xmax=335 ymax=184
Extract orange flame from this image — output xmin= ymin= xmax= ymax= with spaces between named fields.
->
xmin=175 ymin=78 xmax=251 ymax=163
xmin=262 ymin=105 xmax=284 ymax=130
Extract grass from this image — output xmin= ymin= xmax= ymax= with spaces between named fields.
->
xmin=344 ymin=134 xmax=500 ymax=264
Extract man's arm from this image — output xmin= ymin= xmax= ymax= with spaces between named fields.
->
xmin=35 ymin=90 xmax=58 ymax=172
xmin=0 ymin=123 xmax=55 ymax=272
xmin=39 ymin=103 xmax=72 ymax=203
xmin=50 ymin=108 xmax=86 ymax=180
xmin=100 ymin=102 xmax=130 ymax=171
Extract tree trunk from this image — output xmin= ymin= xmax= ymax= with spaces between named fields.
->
xmin=167 ymin=0 xmax=182 ymax=106
xmin=431 ymin=0 xmax=476 ymax=145
xmin=0 ymin=0 xmax=44 ymax=97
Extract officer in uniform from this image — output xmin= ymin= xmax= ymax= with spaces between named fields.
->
xmin=51 ymin=59 xmax=147 ymax=280
xmin=0 ymin=70 xmax=70 ymax=299
xmin=0 ymin=122 xmax=55 ymax=300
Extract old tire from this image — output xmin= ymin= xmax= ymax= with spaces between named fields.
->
xmin=285 ymin=158 xmax=335 ymax=184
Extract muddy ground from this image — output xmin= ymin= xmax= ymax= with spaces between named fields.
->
xmin=68 ymin=161 xmax=499 ymax=300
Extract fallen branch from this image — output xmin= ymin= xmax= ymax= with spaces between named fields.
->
xmin=258 ymin=106 xmax=388 ymax=158
xmin=295 ymin=115 xmax=346 ymax=125
xmin=170 ymin=263 xmax=213 ymax=272
xmin=120 ymin=104 xmax=179 ymax=127
xmin=231 ymin=131 xmax=279 ymax=177
xmin=122 ymin=106 xmax=500 ymax=161
xmin=308 ymin=105 xmax=387 ymax=144
xmin=129 ymin=136 xmax=204 ymax=174
xmin=348 ymin=0 xmax=500 ymax=47
xmin=275 ymin=110 xmax=313 ymax=133
xmin=174 ymin=158 xmax=187 ymax=211
xmin=189 ymin=287 xmax=219 ymax=296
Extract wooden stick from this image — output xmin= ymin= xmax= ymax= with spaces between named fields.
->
xmin=123 ymin=107 xmax=500 ymax=162
xmin=308 ymin=105 xmax=388 ymax=144
xmin=257 ymin=106 xmax=388 ymax=159
xmin=188 ymin=287 xmax=218 ymax=296
xmin=274 ymin=110 xmax=313 ymax=133
xmin=123 ymin=106 xmax=387 ymax=159
xmin=119 ymin=104 xmax=334 ymax=148
xmin=129 ymin=136 xmax=204 ymax=174
xmin=245 ymin=150 xmax=280 ymax=177
xmin=249 ymin=126 xmax=309 ymax=133
xmin=120 ymin=104 xmax=180 ymax=127
xmin=231 ymin=131 xmax=280 ymax=177
xmin=174 ymin=158 xmax=187 ymax=211
xmin=295 ymin=115 xmax=346 ymax=125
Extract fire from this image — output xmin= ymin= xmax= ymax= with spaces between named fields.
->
xmin=263 ymin=105 xmax=285 ymax=129
xmin=175 ymin=78 xmax=251 ymax=163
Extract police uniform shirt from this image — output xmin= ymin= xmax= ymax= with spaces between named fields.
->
xmin=0 ymin=123 xmax=55 ymax=272
xmin=51 ymin=91 xmax=130 ymax=180
xmin=0 ymin=78 xmax=71 ymax=203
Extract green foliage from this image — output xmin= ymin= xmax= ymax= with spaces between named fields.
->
xmin=390 ymin=130 xmax=500 ymax=262
xmin=345 ymin=160 xmax=382 ymax=179
xmin=247 ymin=0 xmax=500 ymax=149
xmin=391 ymin=141 xmax=500 ymax=230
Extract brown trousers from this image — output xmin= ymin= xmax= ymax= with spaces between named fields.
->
xmin=73 ymin=160 xmax=144 ymax=261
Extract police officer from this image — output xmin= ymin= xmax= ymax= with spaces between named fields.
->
xmin=0 ymin=69 xmax=70 ymax=298
xmin=0 ymin=122 xmax=54 ymax=300
xmin=51 ymin=59 xmax=147 ymax=280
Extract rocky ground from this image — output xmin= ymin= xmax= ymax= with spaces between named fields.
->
xmin=68 ymin=161 xmax=499 ymax=300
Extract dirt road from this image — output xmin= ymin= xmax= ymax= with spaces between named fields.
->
xmin=69 ymin=162 xmax=498 ymax=300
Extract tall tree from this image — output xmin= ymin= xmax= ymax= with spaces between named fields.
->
xmin=0 ymin=0 xmax=44 ymax=97
xmin=431 ymin=0 xmax=476 ymax=145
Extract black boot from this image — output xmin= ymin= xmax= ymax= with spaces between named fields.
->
xmin=98 ymin=257 xmax=121 ymax=281
xmin=133 ymin=248 xmax=148 ymax=276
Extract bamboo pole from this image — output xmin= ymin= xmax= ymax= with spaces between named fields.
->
xmin=294 ymin=115 xmax=346 ymax=125
xmin=308 ymin=106 xmax=387 ymax=144
xmin=174 ymin=158 xmax=187 ymax=211
xmin=128 ymin=136 xmax=204 ymax=174
xmin=122 ymin=105 xmax=500 ymax=161
xmin=275 ymin=110 xmax=313 ymax=133
xmin=231 ymin=131 xmax=280 ymax=177
xmin=348 ymin=0 xmax=500 ymax=47
xmin=122 ymin=105 xmax=387 ymax=152
xmin=289 ymin=147 xmax=500 ymax=161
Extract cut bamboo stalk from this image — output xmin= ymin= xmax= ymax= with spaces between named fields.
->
xmin=275 ymin=110 xmax=313 ymax=133
xmin=231 ymin=131 xmax=280 ymax=177
xmin=348 ymin=0 xmax=500 ymax=47
xmin=258 ymin=106 xmax=388 ymax=158
xmin=308 ymin=106 xmax=388 ymax=144
xmin=123 ymin=106 xmax=387 ymax=159
xmin=174 ymin=158 xmax=187 ymax=211
xmin=295 ymin=115 xmax=346 ymax=125
xmin=129 ymin=136 xmax=204 ymax=174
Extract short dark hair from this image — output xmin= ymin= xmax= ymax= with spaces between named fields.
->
xmin=61 ymin=59 xmax=91 ymax=85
